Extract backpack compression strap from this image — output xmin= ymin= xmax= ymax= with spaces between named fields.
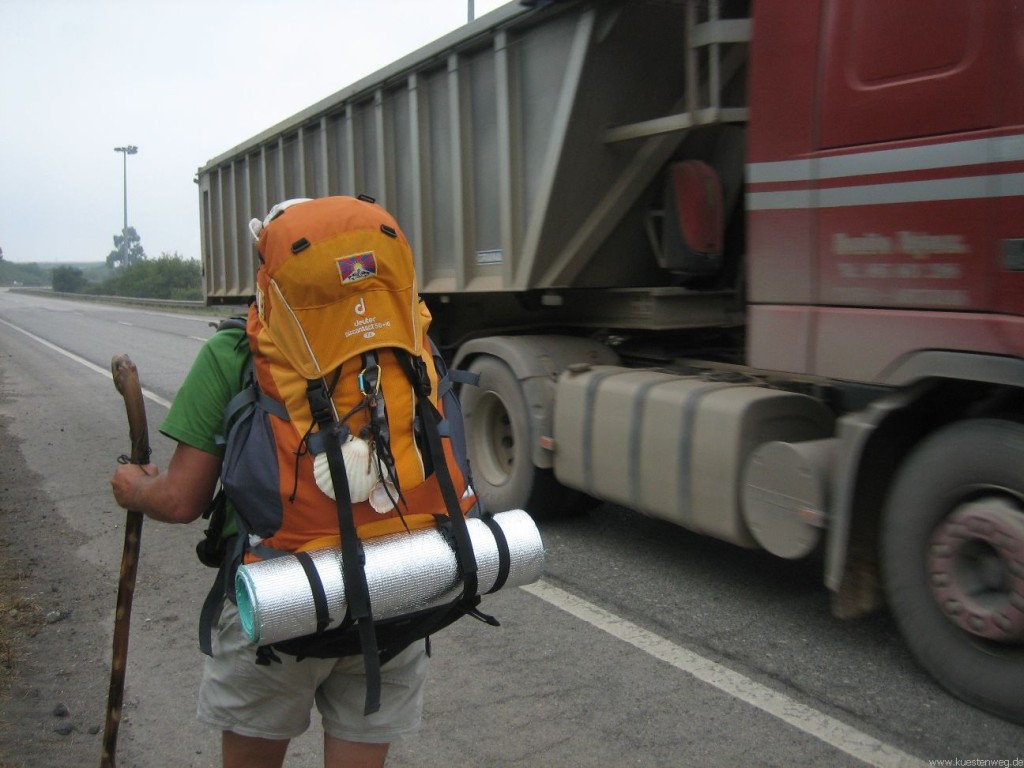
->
xmin=363 ymin=351 xmax=497 ymax=669
xmin=306 ymin=377 xmax=384 ymax=715
xmin=398 ymin=351 xmax=480 ymax=602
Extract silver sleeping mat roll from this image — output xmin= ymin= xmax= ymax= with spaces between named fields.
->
xmin=236 ymin=509 xmax=544 ymax=645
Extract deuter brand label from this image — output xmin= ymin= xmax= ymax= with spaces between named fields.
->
xmin=345 ymin=310 xmax=392 ymax=340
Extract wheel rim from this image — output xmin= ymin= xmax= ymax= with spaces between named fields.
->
xmin=928 ymin=495 xmax=1024 ymax=643
xmin=470 ymin=389 xmax=516 ymax=488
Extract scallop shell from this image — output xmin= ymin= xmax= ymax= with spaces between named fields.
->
xmin=313 ymin=436 xmax=380 ymax=503
xmin=368 ymin=479 xmax=398 ymax=514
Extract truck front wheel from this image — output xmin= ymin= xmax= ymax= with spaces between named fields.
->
xmin=459 ymin=355 xmax=575 ymax=517
xmin=882 ymin=418 xmax=1024 ymax=723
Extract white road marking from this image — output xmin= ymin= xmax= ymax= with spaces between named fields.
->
xmin=522 ymin=580 xmax=925 ymax=768
xmin=0 ymin=317 xmax=172 ymax=409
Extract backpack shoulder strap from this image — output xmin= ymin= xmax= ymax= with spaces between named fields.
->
xmin=198 ymin=315 xmax=272 ymax=652
xmin=215 ymin=315 xmax=247 ymax=333
xmin=215 ymin=346 xmax=289 ymax=448
xmin=198 ymin=531 xmax=245 ymax=655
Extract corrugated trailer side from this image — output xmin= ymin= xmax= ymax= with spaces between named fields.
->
xmin=197 ymin=0 xmax=749 ymax=310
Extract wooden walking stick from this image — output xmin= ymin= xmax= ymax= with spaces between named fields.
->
xmin=101 ymin=354 xmax=151 ymax=768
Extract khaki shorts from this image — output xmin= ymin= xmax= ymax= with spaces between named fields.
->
xmin=197 ymin=602 xmax=428 ymax=743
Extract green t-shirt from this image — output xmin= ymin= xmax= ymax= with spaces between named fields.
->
xmin=160 ymin=326 xmax=250 ymax=454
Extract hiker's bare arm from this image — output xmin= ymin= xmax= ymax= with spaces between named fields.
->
xmin=110 ymin=443 xmax=221 ymax=524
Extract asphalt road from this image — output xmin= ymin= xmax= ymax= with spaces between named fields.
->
xmin=0 ymin=289 xmax=1021 ymax=767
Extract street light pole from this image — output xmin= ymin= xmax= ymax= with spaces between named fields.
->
xmin=114 ymin=145 xmax=138 ymax=264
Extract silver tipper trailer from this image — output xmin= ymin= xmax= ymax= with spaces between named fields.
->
xmin=196 ymin=0 xmax=749 ymax=346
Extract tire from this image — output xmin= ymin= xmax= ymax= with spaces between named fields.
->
xmin=459 ymin=355 xmax=580 ymax=517
xmin=882 ymin=418 xmax=1024 ymax=724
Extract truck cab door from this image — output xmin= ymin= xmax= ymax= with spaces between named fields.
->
xmin=815 ymin=0 xmax=998 ymax=316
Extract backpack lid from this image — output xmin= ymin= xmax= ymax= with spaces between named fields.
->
xmin=254 ymin=196 xmax=423 ymax=379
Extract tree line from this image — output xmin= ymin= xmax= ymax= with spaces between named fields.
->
xmin=52 ymin=253 xmax=202 ymax=301
xmin=1 ymin=228 xmax=204 ymax=302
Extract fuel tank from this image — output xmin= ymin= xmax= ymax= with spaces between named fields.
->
xmin=552 ymin=365 xmax=834 ymax=547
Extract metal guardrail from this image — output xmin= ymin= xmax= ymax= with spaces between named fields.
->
xmin=7 ymin=286 xmax=208 ymax=310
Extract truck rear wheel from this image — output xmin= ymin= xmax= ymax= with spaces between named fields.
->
xmin=882 ymin=418 xmax=1024 ymax=723
xmin=460 ymin=355 xmax=577 ymax=517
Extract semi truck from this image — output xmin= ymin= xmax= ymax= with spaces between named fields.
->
xmin=195 ymin=0 xmax=1024 ymax=723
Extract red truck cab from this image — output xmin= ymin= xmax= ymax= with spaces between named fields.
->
xmin=746 ymin=0 xmax=1024 ymax=381
xmin=746 ymin=0 xmax=1024 ymax=724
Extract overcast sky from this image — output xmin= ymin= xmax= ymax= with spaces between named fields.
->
xmin=0 ymin=0 xmax=508 ymax=264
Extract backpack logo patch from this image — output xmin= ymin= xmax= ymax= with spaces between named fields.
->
xmin=337 ymin=251 xmax=377 ymax=284
xmin=345 ymin=298 xmax=392 ymax=341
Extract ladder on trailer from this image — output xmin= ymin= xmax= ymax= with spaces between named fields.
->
xmin=605 ymin=0 xmax=750 ymax=144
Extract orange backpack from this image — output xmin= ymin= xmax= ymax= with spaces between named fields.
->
xmin=212 ymin=195 xmax=486 ymax=714
xmin=237 ymin=194 xmax=476 ymax=551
